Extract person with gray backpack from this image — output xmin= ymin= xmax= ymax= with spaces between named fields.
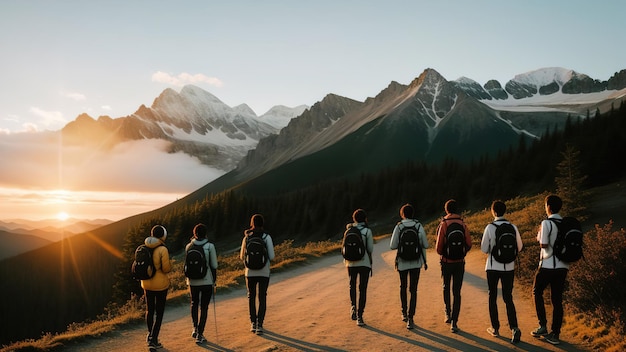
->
xmin=184 ymin=223 xmax=218 ymax=345
xmin=390 ymin=203 xmax=429 ymax=330
xmin=239 ymin=214 xmax=275 ymax=335
xmin=481 ymin=200 xmax=523 ymax=344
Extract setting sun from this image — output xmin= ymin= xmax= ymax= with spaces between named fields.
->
xmin=56 ymin=211 xmax=69 ymax=221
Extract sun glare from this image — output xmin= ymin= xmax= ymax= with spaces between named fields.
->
xmin=57 ymin=211 xmax=70 ymax=221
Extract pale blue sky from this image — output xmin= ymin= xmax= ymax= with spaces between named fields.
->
xmin=1 ymin=0 xmax=624 ymax=133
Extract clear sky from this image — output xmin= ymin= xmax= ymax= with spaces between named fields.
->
xmin=1 ymin=0 xmax=624 ymax=133
xmin=1 ymin=0 xmax=625 ymax=222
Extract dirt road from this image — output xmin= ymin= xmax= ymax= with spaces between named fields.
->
xmin=66 ymin=240 xmax=589 ymax=351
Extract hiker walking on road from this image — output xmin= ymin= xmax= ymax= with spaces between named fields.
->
xmin=343 ymin=208 xmax=374 ymax=327
xmin=531 ymin=195 xmax=569 ymax=345
xmin=185 ymin=223 xmax=218 ymax=344
xmin=390 ymin=203 xmax=429 ymax=330
xmin=481 ymin=201 xmax=523 ymax=344
xmin=240 ymin=214 xmax=275 ymax=335
xmin=436 ymin=199 xmax=472 ymax=333
xmin=141 ymin=225 xmax=172 ymax=351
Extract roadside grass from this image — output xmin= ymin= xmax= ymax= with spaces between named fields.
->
xmin=3 ymin=195 xmax=624 ymax=351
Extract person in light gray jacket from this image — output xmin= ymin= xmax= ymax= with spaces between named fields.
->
xmin=185 ymin=223 xmax=218 ymax=344
xmin=390 ymin=203 xmax=429 ymax=330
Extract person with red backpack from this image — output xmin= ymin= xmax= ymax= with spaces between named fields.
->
xmin=184 ymin=223 xmax=218 ymax=344
xmin=435 ymin=199 xmax=471 ymax=333
xmin=390 ymin=204 xmax=429 ymax=330
xmin=239 ymin=214 xmax=275 ymax=335
xmin=481 ymin=200 xmax=523 ymax=344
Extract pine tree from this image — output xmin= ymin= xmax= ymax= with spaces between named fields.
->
xmin=555 ymin=144 xmax=588 ymax=219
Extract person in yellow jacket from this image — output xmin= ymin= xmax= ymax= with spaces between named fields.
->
xmin=141 ymin=225 xmax=172 ymax=350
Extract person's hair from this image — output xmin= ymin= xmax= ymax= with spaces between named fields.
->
xmin=444 ymin=199 xmax=458 ymax=214
xmin=352 ymin=208 xmax=367 ymax=223
xmin=400 ymin=203 xmax=414 ymax=219
xmin=193 ymin=223 xmax=207 ymax=239
xmin=545 ymin=195 xmax=562 ymax=213
xmin=249 ymin=214 xmax=265 ymax=230
xmin=491 ymin=200 xmax=506 ymax=217
xmin=151 ymin=225 xmax=167 ymax=239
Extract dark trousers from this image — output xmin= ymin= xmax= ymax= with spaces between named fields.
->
xmin=348 ymin=266 xmax=371 ymax=317
xmin=190 ymin=285 xmax=213 ymax=335
xmin=145 ymin=289 xmax=168 ymax=342
xmin=399 ymin=268 xmax=420 ymax=318
xmin=246 ymin=276 xmax=270 ymax=325
xmin=533 ymin=268 xmax=568 ymax=334
xmin=441 ymin=261 xmax=464 ymax=322
xmin=487 ymin=270 xmax=518 ymax=330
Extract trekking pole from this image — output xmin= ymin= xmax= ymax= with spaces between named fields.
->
xmin=212 ymin=284 xmax=218 ymax=344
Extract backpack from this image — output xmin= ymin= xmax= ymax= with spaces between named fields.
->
xmin=131 ymin=244 xmax=156 ymax=280
xmin=443 ymin=220 xmax=467 ymax=260
xmin=244 ymin=234 xmax=268 ymax=270
xmin=184 ymin=243 xmax=208 ymax=279
xmin=550 ymin=217 xmax=584 ymax=263
xmin=397 ymin=223 xmax=422 ymax=261
xmin=342 ymin=225 xmax=366 ymax=261
xmin=490 ymin=221 xmax=518 ymax=264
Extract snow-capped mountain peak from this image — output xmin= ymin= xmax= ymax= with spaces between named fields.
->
xmin=510 ymin=67 xmax=574 ymax=87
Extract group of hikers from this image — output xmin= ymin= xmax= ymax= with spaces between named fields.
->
xmin=134 ymin=194 xmax=576 ymax=350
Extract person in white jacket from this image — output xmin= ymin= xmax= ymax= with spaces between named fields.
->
xmin=481 ymin=200 xmax=523 ymax=344
xmin=185 ymin=223 xmax=218 ymax=344
xmin=390 ymin=203 xmax=429 ymax=330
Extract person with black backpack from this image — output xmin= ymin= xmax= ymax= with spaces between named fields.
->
xmin=435 ymin=199 xmax=471 ymax=333
xmin=239 ymin=214 xmax=275 ymax=335
xmin=480 ymin=201 xmax=523 ymax=344
xmin=184 ymin=223 xmax=218 ymax=345
xmin=343 ymin=208 xmax=374 ymax=327
xmin=389 ymin=204 xmax=429 ymax=330
xmin=531 ymin=195 xmax=571 ymax=345
xmin=140 ymin=225 xmax=171 ymax=351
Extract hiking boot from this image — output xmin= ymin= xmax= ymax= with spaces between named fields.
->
xmin=544 ymin=333 xmax=560 ymax=345
xmin=250 ymin=322 xmax=257 ymax=333
xmin=487 ymin=327 xmax=499 ymax=337
xmin=256 ymin=324 xmax=264 ymax=335
xmin=191 ymin=327 xmax=198 ymax=339
xmin=406 ymin=318 xmax=415 ymax=330
xmin=531 ymin=325 xmax=548 ymax=337
xmin=356 ymin=317 xmax=365 ymax=326
xmin=350 ymin=306 xmax=357 ymax=321
xmin=195 ymin=334 xmax=206 ymax=344
xmin=148 ymin=340 xmax=162 ymax=349
xmin=450 ymin=321 xmax=459 ymax=333
xmin=511 ymin=327 xmax=521 ymax=344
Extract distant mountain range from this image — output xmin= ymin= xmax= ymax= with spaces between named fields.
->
xmin=0 ymin=218 xmax=112 ymax=260
xmin=181 ymin=67 xmax=626 ymax=199
xmin=61 ymin=85 xmax=308 ymax=171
